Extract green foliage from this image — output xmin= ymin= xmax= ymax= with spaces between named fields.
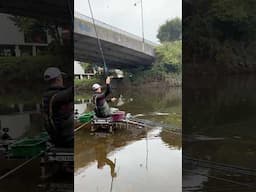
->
xmin=183 ymin=0 xmax=256 ymax=74
xmin=9 ymin=16 xmax=46 ymax=36
xmin=157 ymin=18 xmax=182 ymax=42
xmin=211 ymin=0 xmax=251 ymax=22
xmin=9 ymin=16 xmax=71 ymax=55
xmin=0 ymin=56 xmax=73 ymax=81
xmin=130 ymin=41 xmax=181 ymax=86
xmin=79 ymin=62 xmax=92 ymax=71
xmin=74 ymin=78 xmax=98 ymax=90
xmin=154 ymin=41 xmax=182 ymax=74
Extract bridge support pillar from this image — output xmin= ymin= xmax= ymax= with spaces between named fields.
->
xmin=14 ymin=45 xmax=21 ymax=57
xmin=32 ymin=45 xmax=36 ymax=56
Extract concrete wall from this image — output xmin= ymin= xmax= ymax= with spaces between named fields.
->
xmin=0 ymin=114 xmax=30 ymax=139
xmin=0 ymin=14 xmax=24 ymax=45
xmin=74 ymin=61 xmax=85 ymax=75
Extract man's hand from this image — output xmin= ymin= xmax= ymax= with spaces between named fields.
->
xmin=111 ymin=97 xmax=117 ymax=102
xmin=106 ymin=76 xmax=111 ymax=84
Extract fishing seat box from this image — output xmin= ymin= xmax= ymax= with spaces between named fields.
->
xmin=79 ymin=112 xmax=94 ymax=123
xmin=9 ymin=138 xmax=47 ymax=158
xmin=112 ymin=111 xmax=125 ymax=121
xmin=93 ymin=116 xmax=112 ymax=124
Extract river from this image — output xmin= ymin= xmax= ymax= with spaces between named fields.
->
xmin=183 ymin=75 xmax=256 ymax=191
xmin=75 ymin=85 xmax=182 ymax=192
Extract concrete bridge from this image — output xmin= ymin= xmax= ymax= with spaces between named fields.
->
xmin=0 ymin=2 xmax=157 ymax=68
xmin=74 ymin=12 xmax=157 ymax=69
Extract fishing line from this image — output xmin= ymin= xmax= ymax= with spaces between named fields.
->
xmin=183 ymin=168 xmax=256 ymax=189
xmin=87 ymin=0 xmax=108 ymax=76
xmin=0 ymin=150 xmax=45 ymax=181
xmin=75 ymin=122 xmax=90 ymax=132
xmin=184 ymin=155 xmax=256 ymax=176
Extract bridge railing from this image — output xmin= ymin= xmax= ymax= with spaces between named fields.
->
xmin=75 ymin=12 xmax=158 ymax=47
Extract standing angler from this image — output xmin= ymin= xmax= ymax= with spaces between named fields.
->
xmin=42 ymin=67 xmax=74 ymax=147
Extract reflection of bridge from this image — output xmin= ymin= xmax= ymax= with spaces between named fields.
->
xmin=74 ymin=12 xmax=157 ymax=68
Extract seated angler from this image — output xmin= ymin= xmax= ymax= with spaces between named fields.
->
xmin=92 ymin=76 xmax=117 ymax=118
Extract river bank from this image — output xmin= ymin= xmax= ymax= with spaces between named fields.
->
xmin=75 ymin=73 xmax=181 ymax=93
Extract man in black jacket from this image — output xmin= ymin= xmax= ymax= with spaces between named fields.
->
xmin=92 ymin=76 xmax=117 ymax=118
xmin=42 ymin=67 xmax=74 ymax=147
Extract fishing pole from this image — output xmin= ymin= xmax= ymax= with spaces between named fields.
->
xmin=183 ymin=168 xmax=256 ymax=189
xmin=109 ymin=158 xmax=117 ymax=192
xmin=0 ymin=150 xmax=45 ymax=181
xmin=87 ymin=0 xmax=108 ymax=76
xmin=145 ymin=126 xmax=149 ymax=171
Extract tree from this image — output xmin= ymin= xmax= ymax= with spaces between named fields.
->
xmin=183 ymin=0 xmax=256 ymax=74
xmin=157 ymin=18 xmax=182 ymax=42
xmin=9 ymin=16 xmax=47 ymax=43
xmin=80 ymin=62 xmax=91 ymax=71
xmin=9 ymin=16 xmax=63 ymax=46
xmin=154 ymin=41 xmax=182 ymax=73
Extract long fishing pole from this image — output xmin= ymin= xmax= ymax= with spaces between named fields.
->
xmin=87 ymin=0 xmax=108 ymax=76
xmin=183 ymin=168 xmax=256 ymax=189
xmin=0 ymin=150 xmax=45 ymax=181
xmin=109 ymin=158 xmax=117 ymax=192
xmin=145 ymin=126 xmax=149 ymax=171
xmin=74 ymin=122 xmax=90 ymax=132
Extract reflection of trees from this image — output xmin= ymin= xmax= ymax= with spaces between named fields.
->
xmin=76 ymin=87 xmax=181 ymax=112
xmin=113 ymin=87 xmax=181 ymax=114
xmin=183 ymin=75 xmax=256 ymax=169
xmin=183 ymin=76 xmax=256 ymax=137
xmin=160 ymin=130 xmax=181 ymax=150
xmin=184 ymin=139 xmax=256 ymax=169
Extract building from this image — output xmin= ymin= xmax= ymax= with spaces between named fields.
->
xmin=74 ymin=60 xmax=96 ymax=79
xmin=0 ymin=13 xmax=52 ymax=57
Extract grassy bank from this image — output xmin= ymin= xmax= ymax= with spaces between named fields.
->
xmin=75 ymin=78 xmax=99 ymax=92
xmin=130 ymin=70 xmax=181 ymax=87
xmin=75 ymin=41 xmax=181 ymax=90
xmin=0 ymin=55 xmax=73 ymax=82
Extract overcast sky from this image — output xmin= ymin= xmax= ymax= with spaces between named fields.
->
xmin=75 ymin=0 xmax=182 ymax=43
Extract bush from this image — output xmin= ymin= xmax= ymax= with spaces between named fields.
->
xmin=154 ymin=41 xmax=182 ymax=74
xmin=0 ymin=55 xmax=73 ymax=82
xmin=75 ymin=78 xmax=98 ymax=91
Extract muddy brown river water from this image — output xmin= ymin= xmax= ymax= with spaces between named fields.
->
xmin=75 ymin=86 xmax=182 ymax=192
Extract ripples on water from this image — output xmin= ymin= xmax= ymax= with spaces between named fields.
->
xmin=75 ymin=87 xmax=182 ymax=192
xmin=183 ymin=75 xmax=256 ymax=191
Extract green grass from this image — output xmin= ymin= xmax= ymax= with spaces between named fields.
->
xmin=0 ymin=55 xmax=73 ymax=81
xmin=74 ymin=78 xmax=100 ymax=93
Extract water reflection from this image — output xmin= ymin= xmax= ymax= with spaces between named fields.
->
xmin=75 ymin=87 xmax=182 ymax=192
xmin=183 ymin=75 xmax=256 ymax=191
